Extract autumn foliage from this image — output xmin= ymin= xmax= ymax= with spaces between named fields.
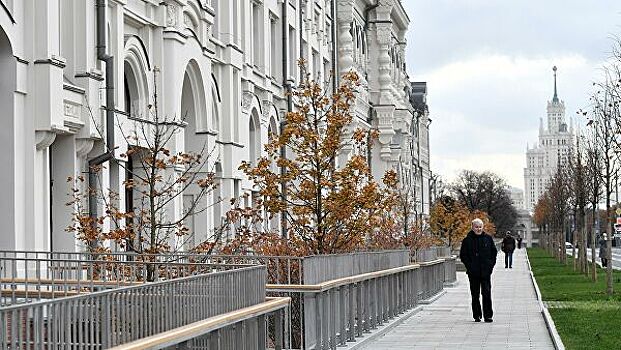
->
xmin=240 ymin=63 xmax=398 ymax=255
xmin=429 ymin=195 xmax=495 ymax=249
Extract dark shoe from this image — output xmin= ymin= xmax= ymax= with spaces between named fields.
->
xmin=505 ymin=266 xmax=508 ymax=268
xmin=474 ymin=318 xmax=481 ymax=322
xmin=484 ymin=318 xmax=493 ymax=323
xmin=510 ymin=266 xmax=513 ymax=268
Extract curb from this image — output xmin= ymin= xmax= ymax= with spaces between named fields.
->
xmin=525 ymin=250 xmax=566 ymax=350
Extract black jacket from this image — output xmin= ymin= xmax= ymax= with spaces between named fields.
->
xmin=460 ymin=231 xmax=498 ymax=277
xmin=501 ymin=236 xmax=516 ymax=253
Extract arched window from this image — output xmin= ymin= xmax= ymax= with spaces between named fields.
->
xmin=124 ymin=37 xmax=150 ymax=119
xmin=249 ymin=109 xmax=261 ymax=165
xmin=181 ymin=60 xmax=207 ymax=131
xmin=124 ymin=61 xmax=140 ymax=116
xmin=211 ymin=85 xmax=220 ymax=134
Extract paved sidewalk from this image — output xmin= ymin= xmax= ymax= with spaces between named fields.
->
xmin=362 ymin=249 xmax=554 ymax=349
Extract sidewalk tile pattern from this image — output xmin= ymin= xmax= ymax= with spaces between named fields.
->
xmin=362 ymin=249 xmax=554 ymax=349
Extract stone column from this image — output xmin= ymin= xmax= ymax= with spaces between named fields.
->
xmin=32 ymin=131 xmax=56 ymax=251
xmin=374 ymin=104 xmax=396 ymax=167
xmin=337 ymin=0 xmax=354 ymax=78
xmin=374 ymin=0 xmax=394 ymax=105
xmin=50 ymin=135 xmax=80 ymax=251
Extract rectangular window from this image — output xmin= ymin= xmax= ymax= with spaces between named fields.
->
xmin=252 ymin=3 xmax=263 ymax=69
xmin=233 ymin=69 xmax=240 ymax=142
xmin=312 ymin=49 xmax=320 ymax=80
xmin=289 ymin=26 xmax=297 ymax=81
xmin=323 ymin=58 xmax=331 ymax=84
xmin=300 ymin=38 xmax=308 ymax=78
xmin=270 ymin=13 xmax=282 ymax=81
xmin=212 ymin=0 xmax=220 ymax=39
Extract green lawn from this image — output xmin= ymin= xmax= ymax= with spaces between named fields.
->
xmin=528 ymin=248 xmax=621 ymax=349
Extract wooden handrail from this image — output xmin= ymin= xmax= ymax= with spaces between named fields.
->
xmin=265 ymin=259 xmax=446 ymax=293
xmin=0 ymin=278 xmax=144 ymax=286
xmin=109 ymin=297 xmax=290 ymax=350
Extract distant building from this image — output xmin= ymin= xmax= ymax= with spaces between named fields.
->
xmin=524 ymin=66 xmax=574 ymax=213
xmin=508 ymin=187 xmax=525 ymax=211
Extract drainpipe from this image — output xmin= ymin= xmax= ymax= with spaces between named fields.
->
xmin=96 ymin=0 xmax=115 ymax=151
xmin=299 ymin=0 xmax=303 ymax=66
xmin=367 ymin=106 xmax=374 ymax=175
xmin=331 ymin=0 xmax=337 ymax=93
xmin=280 ymin=0 xmax=291 ymax=238
xmin=90 ymin=0 xmax=115 ymax=234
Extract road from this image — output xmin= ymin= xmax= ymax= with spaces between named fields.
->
xmin=566 ymin=246 xmax=621 ymax=270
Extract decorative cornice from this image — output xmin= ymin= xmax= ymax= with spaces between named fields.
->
xmin=34 ymin=56 xmax=67 ymax=69
xmin=75 ymin=70 xmax=105 ymax=81
xmin=63 ymin=83 xmax=86 ymax=95
xmin=13 ymin=56 xmax=28 ymax=65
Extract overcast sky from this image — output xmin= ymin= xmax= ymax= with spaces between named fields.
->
xmin=402 ymin=1 xmax=621 ymax=190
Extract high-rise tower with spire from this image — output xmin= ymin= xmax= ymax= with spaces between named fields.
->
xmin=524 ymin=66 xmax=574 ymax=212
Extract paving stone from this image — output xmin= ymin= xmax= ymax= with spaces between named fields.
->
xmin=361 ymin=249 xmax=554 ymax=350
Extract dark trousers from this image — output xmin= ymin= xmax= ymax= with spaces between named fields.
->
xmin=468 ymin=274 xmax=493 ymax=320
xmin=505 ymin=252 xmax=513 ymax=268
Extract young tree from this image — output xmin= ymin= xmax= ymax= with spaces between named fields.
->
xmin=428 ymin=196 xmax=494 ymax=250
xmin=533 ymin=193 xmax=552 ymax=253
xmin=567 ymin=134 xmax=589 ymax=274
xmin=546 ymin=167 xmax=573 ymax=263
xmin=241 ymin=64 xmax=397 ymax=255
xmin=67 ymin=70 xmax=222 ymax=281
xmin=582 ymin=129 xmax=604 ymax=282
xmin=586 ymin=87 xmax=620 ymax=294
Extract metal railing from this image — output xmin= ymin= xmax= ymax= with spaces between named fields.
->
xmin=412 ymin=246 xmax=451 ymax=263
xmin=110 ymin=297 xmax=291 ymax=350
xmin=0 ymin=265 xmax=266 ymax=348
xmin=0 ymin=250 xmax=304 ymax=285
xmin=0 ymin=255 xmax=257 ymax=306
xmin=267 ymin=259 xmax=449 ymax=349
xmin=0 ymin=248 xmax=455 ymax=349
xmin=301 ymin=250 xmax=409 ymax=284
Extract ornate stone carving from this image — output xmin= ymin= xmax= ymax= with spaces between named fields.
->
xmin=166 ymin=4 xmax=177 ymax=28
xmin=242 ymin=92 xmax=254 ymax=113
xmin=63 ymin=101 xmax=80 ymax=119
xmin=261 ymin=99 xmax=272 ymax=126
xmin=375 ymin=24 xmax=392 ymax=45
xmin=374 ymin=106 xmax=396 ymax=160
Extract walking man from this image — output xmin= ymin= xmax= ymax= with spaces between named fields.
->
xmin=460 ymin=218 xmax=498 ymax=323
xmin=502 ymin=231 xmax=516 ymax=268
xmin=517 ymin=235 xmax=523 ymax=249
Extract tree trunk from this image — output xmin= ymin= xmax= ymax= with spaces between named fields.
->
xmin=591 ymin=226 xmax=598 ymax=282
xmin=607 ymin=233 xmax=614 ymax=295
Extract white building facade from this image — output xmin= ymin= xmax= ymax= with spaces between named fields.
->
xmin=0 ymin=0 xmax=430 ymax=252
xmin=524 ymin=66 xmax=574 ymax=213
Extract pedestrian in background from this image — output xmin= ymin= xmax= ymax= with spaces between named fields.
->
xmin=460 ymin=218 xmax=498 ymax=323
xmin=517 ymin=235 xmax=523 ymax=249
xmin=599 ymin=233 xmax=608 ymax=267
xmin=502 ymin=231 xmax=516 ymax=268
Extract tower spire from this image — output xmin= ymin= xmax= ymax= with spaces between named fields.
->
xmin=552 ymin=66 xmax=559 ymax=102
